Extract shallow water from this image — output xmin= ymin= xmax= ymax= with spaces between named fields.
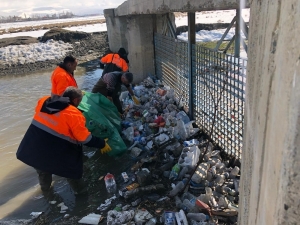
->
xmin=0 ymin=60 xmax=132 ymax=222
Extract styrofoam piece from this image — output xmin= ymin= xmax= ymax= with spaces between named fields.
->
xmin=134 ymin=209 xmax=153 ymax=223
xmin=78 ymin=213 xmax=102 ymax=225
xmin=30 ymin=212 xmax=43 ymax=219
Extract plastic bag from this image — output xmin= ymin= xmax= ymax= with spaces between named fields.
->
xmin=78 ymin=92 xmax=127 ymax=156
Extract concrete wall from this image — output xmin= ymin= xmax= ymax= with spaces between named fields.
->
xmin=239 ymin=0 xmax=300 ymax=224
xmin=126 ymin=14 xmax=156 ymax=83
xmin=104 ymin=9 xmax=128 ymax=52
xmin=104 ymin=11 xmax=175 ymax=83
xmin=115 ymin=0 xmax=249 ymax=16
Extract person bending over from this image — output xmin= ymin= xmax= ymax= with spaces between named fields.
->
xmin=16 ymin=87 xmax=111 ymax=194
xmin=92 ymin=71 xmax=139 ymax=114
xmin=100 ymin=48 xmax=129 ymax=76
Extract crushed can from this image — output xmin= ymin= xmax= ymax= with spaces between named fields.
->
xmin=121 ymin=172 xmax=129 ymax=182
xmin=164 ymin=211 xmax=175 ymax=225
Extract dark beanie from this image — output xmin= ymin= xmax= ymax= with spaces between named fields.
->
xmin=123 ymin=72 xmax=133 ymax=83
xmin=118 ymin=48 xmax=127 ymax=55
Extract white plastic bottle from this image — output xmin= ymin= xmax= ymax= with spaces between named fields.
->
xmin=176 ymin=111 xmax=190 ymax=124
xmin=229 ymin=166 xmax=240 ymax=178
xmin=145 ymin=217 xmax=157 ymax=225
xmin=176 ymin=119 xmax=188 ymax=140
xmin=104 ymin=173 xmax=117 ymax=194
xmin=169 ymin=179 xmax=187 ymax=197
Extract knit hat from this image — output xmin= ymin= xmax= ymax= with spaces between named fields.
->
xmin=123 ymin=72 xmax=133 ymax=83
xmin=118 ymin=48 xmax=127 ymax=56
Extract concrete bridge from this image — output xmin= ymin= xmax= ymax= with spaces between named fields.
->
xmin=103 ymin=0 xmax=300 ymax=224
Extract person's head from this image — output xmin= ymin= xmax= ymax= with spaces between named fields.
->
xmin=121 ymin=72 xmax=133 ymax=86
xmin=118 ymin=48 xmax=127 ymax=57
xmin=63 ymin=55 xmax=78 ymax=73
xmin=62 ymin=86 xmax=83 ymax=107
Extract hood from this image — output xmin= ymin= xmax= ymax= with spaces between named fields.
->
xmin=41 ymin=95 xmax=70 ymax=114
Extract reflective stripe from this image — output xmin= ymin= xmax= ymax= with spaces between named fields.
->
xmin=32 ymin=120 xmax=91 ymax=144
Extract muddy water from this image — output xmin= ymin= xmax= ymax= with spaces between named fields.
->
xmin=0 ymin=60 xmax=132 ymax=222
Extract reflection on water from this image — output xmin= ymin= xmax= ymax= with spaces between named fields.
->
xmin=0 ymin=60 xmax=131 ymax=221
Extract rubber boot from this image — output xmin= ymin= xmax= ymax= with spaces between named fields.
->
xmin=67 ymin=178 xmax=88 ymax=195
xmin=36 ymin=169 xmax=52 ymax=192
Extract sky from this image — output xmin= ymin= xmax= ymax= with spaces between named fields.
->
xmin=0 ymin=0 xmax=126 ymax=17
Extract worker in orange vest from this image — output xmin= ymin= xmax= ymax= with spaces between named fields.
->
xmin=51 ymin=55 xmax=78 ymax=96
xmin=16 ymin=87 xmax=111 ymax=195
xmin=100 ymin=48 xmax=129 ymax=76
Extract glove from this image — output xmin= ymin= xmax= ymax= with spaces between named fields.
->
xmin=132 ymin=95 xmax=140 ymax=105
xmin=100 ymin=138 xmax=112 ymax=154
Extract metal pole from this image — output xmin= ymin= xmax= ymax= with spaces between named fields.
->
xmin=188 ymin=12 xmax=195 ymax=119
xmin=234 ymin=5 xmax=241 ymax=57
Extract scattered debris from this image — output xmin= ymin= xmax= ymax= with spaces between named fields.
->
xmin=78 ymin=213 xmax=102 ymax=225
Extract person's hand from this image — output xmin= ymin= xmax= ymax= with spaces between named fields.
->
xmin=100 ymin=138 xmax=112 ymax=154
xmin=107 ymin=96 xmax=113 ymax=102
xmin=132 ymin=95 xmax=140 ymax=105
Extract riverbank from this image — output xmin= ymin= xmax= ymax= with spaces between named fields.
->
xmin=0 ymin=29 xmax=109 ymax=76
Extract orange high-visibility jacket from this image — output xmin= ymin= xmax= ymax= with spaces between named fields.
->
xmin=51 ymin=66 xmax=78 ymax=96
xmin=33 ymin=96 xmax=91 ymax=144
xmin=16 ymin=96 xmax=106 ymax=179
xmin=101 ymin=53 xmax=129 ymax=72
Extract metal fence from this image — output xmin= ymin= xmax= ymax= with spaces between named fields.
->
xmin=154 ymin=33 xmax=247 ymax=160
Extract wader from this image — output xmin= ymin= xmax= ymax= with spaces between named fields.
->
xmin=36 ymin=169 xmax=87 ymax=195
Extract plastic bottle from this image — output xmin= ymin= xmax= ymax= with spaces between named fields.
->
xmin=169 ymin=164 xmax=180 ymax=180
xmin=186 ymin=213 xmax=209 ymax=222
xmin=229 ymin=166 xmax=240 ymax=178
xmin=104 ymin=173 xmax=117 ymax=194
xmin=164 ymin=212 xmax=176 ymax=225
xmin=176 ymin=111 xmax=190 ymax=124
xmin=177 ymin=167 xmax=189 ymax=180
xmin=214 ymin=174 xmax=225 ymax=186
xmin=183 ymin=139 xmax=199 ymax=147
xmin=145 ymin=217 xmax=157 ymax=225
xmin=133 ymin=136 xmax=147 ymax=145
xmin=169 ymin=179 xmax=187 ymax=197
xmin=175 ymin=210 xmax=188 ymax=225
xmin=182 ymin=199 xmax=199 ymax=213
xmin=182 ymin=192 xmax=196 ymax=203
xmin=177 ymin=119 xmax=188 ymax=140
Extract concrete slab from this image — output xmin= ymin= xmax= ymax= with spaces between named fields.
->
xmin=115 ymin=0 xmax=250 ymax=16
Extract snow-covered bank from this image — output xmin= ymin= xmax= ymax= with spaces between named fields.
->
xmin=0 ymin=15 xmax=105 ymax=30
xmin=0 ymin=9 xmax=250 ymax=73
xmin=0 ymin=40 xmax=73 ymax=65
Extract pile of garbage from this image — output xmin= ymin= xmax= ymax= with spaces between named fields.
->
xmin=80 ymin=76 xmax=241 ymax=225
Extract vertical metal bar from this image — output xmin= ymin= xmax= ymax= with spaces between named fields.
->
xmin=234 ymin=6 xmax=241 ymax=57
xmin=188 ymin=12 xmax=195 ymax=119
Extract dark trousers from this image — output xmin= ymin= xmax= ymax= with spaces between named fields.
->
xmin=92 ymin=78 xmax=123 ymax=114
xmin=36 ymin=169 xmax=87 ymax=194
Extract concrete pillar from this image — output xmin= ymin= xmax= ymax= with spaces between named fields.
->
xmin=104 ymin=9 xmax=128 ymax=52
xmin=239 ymin=1 xmax=300 ymax=225
xmin=126 ymin=14 xmax=155 ymax=83
xmin=104 ymin=11 xmax=175 ymax=83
